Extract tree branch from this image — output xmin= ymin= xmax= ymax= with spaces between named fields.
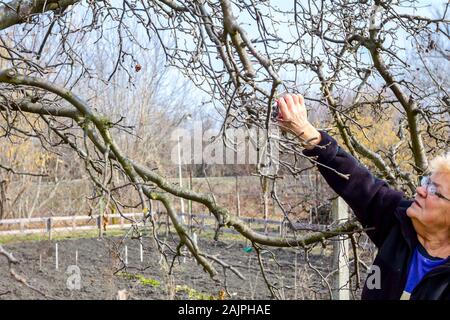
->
xmin=0 ymin=68 xmax=365 ymax=251
xmin=0 ymin=0 xmax=79 ymax=31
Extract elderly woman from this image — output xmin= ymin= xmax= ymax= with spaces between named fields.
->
xmin=276 ymin=94 xmax=450 ymax=300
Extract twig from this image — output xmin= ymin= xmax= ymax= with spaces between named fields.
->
xmin=0 ymin=245 xmax=18 ymax=264
xmin=9 ymin=268 xmax=56 ymax=299
xmin=0 ymin=290 xmax=11 ymax=297
xmin=0 ymin=163 xmax=48 ymax=177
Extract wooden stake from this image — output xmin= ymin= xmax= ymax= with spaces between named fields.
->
xmin=55 ymin=243 xmax=59 ymax=271
xmin=235 ymin=176 xmax=241 ymax=217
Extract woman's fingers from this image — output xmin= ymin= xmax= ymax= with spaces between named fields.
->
xmin=275 ymin=93 xmax=315 ymax=140
xmin=276 ymin=93 xmax=306 ymax=129
xmin=283 ymin=94 xmax=295 ymax=112
xmin=296 ymin=94 xmax=305 ymax=106
xmin=277 ymin=97 xmax=289 ymax=120
xmin=292 ymin=94 xmax=300 ymax=107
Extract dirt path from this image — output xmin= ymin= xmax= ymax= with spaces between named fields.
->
xmin=0 ymin=234 xmax=336 ymax=300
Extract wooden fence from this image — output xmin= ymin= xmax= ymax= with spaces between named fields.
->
xmin=0 ymin=211 xmax=327 ymax=239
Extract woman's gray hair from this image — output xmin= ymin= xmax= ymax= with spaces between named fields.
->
xmin=429 ymin=151 xmax=450 ymax=174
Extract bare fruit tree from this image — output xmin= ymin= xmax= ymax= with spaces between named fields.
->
xmin=0 ymin=0 xmax=448 ymax=299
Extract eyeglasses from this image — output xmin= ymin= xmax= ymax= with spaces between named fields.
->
xmin=420 ymin=176 xmax=450 ymax=202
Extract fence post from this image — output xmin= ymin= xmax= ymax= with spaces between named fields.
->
xmin=261 ymin=177 xmax=269 ymax=234
xmin=279 ymin=217 xmax=284 ymax=237
xmin=47 ymin=217 xmax=53 ymax=241
xmin=332 ymin=197 xmax=350 ymax=300
xmin=97 ymin=215 xmax=103 ymax=238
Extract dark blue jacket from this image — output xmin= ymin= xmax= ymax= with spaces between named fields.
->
xmin=303 ymin=131 xmax=450 ymax=300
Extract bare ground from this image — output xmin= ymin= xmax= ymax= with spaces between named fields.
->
xmin=0 ymin=233 xmax=339 ymax=300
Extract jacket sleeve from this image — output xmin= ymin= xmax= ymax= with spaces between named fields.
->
xmin=303 ymin=131 xmax=404 ymax=247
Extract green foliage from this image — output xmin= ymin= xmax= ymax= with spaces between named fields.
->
xmin=117 ymin=272 xmax=215 ymax=299
xmin=117 ymin=272 xmax=161 ymax=288
xmin=175 ymin=285 xmax=215 ymax=300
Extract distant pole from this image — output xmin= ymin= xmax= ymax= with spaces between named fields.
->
xmin=149 ymin=199 xmax=154 ymax=218
xmin=188 ymin=168 xmax=193 ymax=232
xmin=272 ymin=197 xmax=277 ymax=219
xmin=177 ymin=137 xmax=185 ymax=223
xmin=75 ymin=250 xmax=78 ymax=266
xmin=279 ymin=217 xmax=284 ymax=237
xmin=193 ymin=232 xmax=198 ymax=248
xmin=124 ymin=246 xmax=128 ymax=266
xmin=332 ymin=197 xmax=350 ymax=300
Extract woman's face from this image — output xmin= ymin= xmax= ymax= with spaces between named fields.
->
xmin=407 ymin=172 xmax=450 ymax=231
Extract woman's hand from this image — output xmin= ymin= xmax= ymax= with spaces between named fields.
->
xmin=276 ymin=93 xmax=322 ymax=149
